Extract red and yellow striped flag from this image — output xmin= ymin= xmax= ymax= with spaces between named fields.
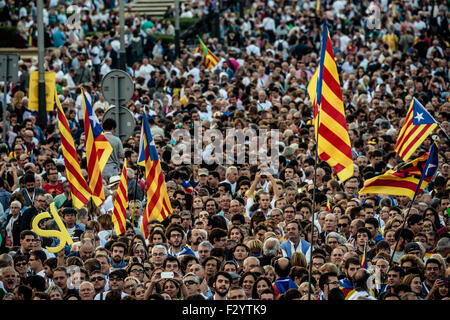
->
xmin=198 ymin=36 xmax=219 ymax=71
xmin=394 ymin=98 xmax=438 ymax=161
xmin=307 ymin=22 xmax=354 ymax=182
xmin=81 ymin=87 xmax=113 ymax=206
xmin=138 ymin=111 xmax=173 ymax=238
xmin=55 ymin=89 xmax=92 ymax=209
xmin=359 ymin=144 xmax=438 ymax=200
xmin=111 ymin=159 xmax=128 ymax=235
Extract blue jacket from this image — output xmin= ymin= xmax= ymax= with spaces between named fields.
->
xmin=273 ymin=277 xmax=298 ymax=296
xmin=168 ymin=246 xmax=195 ymax=258
xmin=281 ymin=238 xmax=311 ymax=258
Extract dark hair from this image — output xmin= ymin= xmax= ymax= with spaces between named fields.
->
xmin=328 ymin=287 xmax=345 ymax=300
xmin=162 ymin=256 xmax=181 ymax=270
xmin=407 ymin=214 xmax=423 ymax=227
xmin=30 ymin=250 xmax=47 ymax=264
xmin=208 ymin=228 xmax=228 ymax=244
xmin=251 ymin=276 xmax=273 ymax=299
xmin=344 ymin=257 xmax=361 ymax=269
xmin=365 ymin=217 xmax=379 ymax=229
xmin=319 ymin=272 xmax=338 ymax=291
xmin=16 ymin=285 xmax=33 ymax=300
xmin=356 ymin=227 xmax=372 ymax=239
xmin=213 ymin=271 xmax=232 ymax=284
xmin=102 ymin=118 xmax=117 ymax=131
xmin=24 ymin=275 xmax=46 ymax=292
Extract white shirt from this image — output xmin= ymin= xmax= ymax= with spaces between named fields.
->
xmin=138 ymin=63 xmax=155 ymax=87
xmin=75 ymin=91 xmax=91 ymax=121
xmin=260 ymin=17 xmax=275 ymax=31
xmin=246 ymin=44 xmax=261 ymax=56
xmin=100 ymin=63 xmax=111 ymax=77
xmin=94 ymin=291 xmax=128 ymax=300
xmin=347 ymin=290 xmax=377 ymax=300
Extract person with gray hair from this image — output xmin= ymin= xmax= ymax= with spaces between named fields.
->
xmin=183 ymin=272 xmax=205 ymax=298
xmin=198 ymin=241 xmax=214 ymax=263
xmin=260 ymin=237 xmax=281 ymax=266
xmin=0 ymin=253 xmax=13 ymax=268
xmin=150 ymin=244 xmax=168 ymax=268
xmin=46 ymin=285 xmax=64 ymax=300
xmin=326 ymin=232 xmax=346 ymax=249
xmin=243 ymin=256 xmax=260 ymax=273
xmin=435 ymin=237 xmax=450 ymax=258
xmin=4 ymin=200 xmax=22 ymax=246
xmin=222 ymin=166 xmax=238 ymax=194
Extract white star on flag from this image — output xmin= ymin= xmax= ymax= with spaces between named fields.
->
xmin=414 ymin=112 xmax=424 ymax=122
xmin=425 ymin=163 xmax=437 ymax=176
xmin=89 ymin=114 xmax=100 ymax=128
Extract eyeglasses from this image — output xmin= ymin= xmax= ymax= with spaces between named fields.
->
xmin=183 ymin=280 xmax=198 ymax=285
xmin=90 ymin=277 xmax=105 ymax=282
xmin=337 ymin=224 xmax=348 ymax=228
xmin=327 ymin=281 xmax=339 ymax=286
xmin=130 ymin=269 xmax=144 ymax=274
xmin=109 ymin=277 xmax=123 ymax=281
xmin=152 ymin=253 xmax=166 ymax=257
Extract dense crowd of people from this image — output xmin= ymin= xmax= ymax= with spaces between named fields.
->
xmin=0 ymin=0 xmax=449 ymax=301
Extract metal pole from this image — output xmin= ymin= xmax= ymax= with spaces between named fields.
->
xmin=307 ymin=124 xmax=320 ymax=301
xmin=175 ymin=0 xmax=180 ymax=58
xmin=37 ymin=0 xmax=47 ymax=130
xmin=114 ymin=76 xmax=120 ymax=139
xmin=119 ymin=0 xmax=126 ymax=71
xmin=2 ymin=77 xmax=7 ymax=143
xmin=215 ymin=0 xmax=221 ymax=39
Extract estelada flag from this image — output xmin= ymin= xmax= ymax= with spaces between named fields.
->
xmin=394 ymin=97 xmax=438 ymax=161
xmin=359 ymin=143 xmax=438 ymax=200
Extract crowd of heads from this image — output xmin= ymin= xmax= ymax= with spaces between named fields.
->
xmin=0 ymin=0 xmax=449 ymax=301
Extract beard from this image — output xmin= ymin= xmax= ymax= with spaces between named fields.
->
xmin=112 ymin=255 xmax=123 ymax=264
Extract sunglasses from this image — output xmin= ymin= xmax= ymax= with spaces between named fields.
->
xmin=183 ymin=280 xmax=198 ymax=285
xmin=337 ymin=224 xmax=348 ymax=228
xmin=90 ymin=277 xmax=105 ymax=282
xmin=15 ymin=262 xmax=28 ymax=267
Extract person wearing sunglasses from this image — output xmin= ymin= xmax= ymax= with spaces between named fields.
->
xmin=90 ymin=270 xmax=107 ymax=296
xmin=182 ymin=272 xmax=205 ymax=298
xmin=338 ymin=215 xmax=352 ymax=240
xmin=13 ymin=254 xmax=29 ymax=285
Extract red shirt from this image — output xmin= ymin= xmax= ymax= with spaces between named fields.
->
xmin=43 ymin=182 xmax=64 ymax=197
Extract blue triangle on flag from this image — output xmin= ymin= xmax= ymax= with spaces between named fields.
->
xmin=412 ymin=98 xmax=437 ymax=125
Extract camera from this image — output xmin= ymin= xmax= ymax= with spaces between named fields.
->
xmin=161 ymin=272 xmax=174 ymax=279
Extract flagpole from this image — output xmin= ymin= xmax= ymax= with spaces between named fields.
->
xmin=307 ymin=19 xmax=328 ymax=301
xmin=132 ymin=165 xmax=140 ymax=226
xmin=387 ymin=143 xmax=437 ymax=269
xmin=307 ymin=120 xmax=320 ymax=301
xmin=386 ymin=197 xmax=414 ymax=269
xmin=437 ymin=123 xmax=450 ymax=140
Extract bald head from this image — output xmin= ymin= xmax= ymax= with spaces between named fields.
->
xmin=274 ymin=258 xmax=291 ymax=278
xmin=80 ymin=242 xmax=94 ymax=261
